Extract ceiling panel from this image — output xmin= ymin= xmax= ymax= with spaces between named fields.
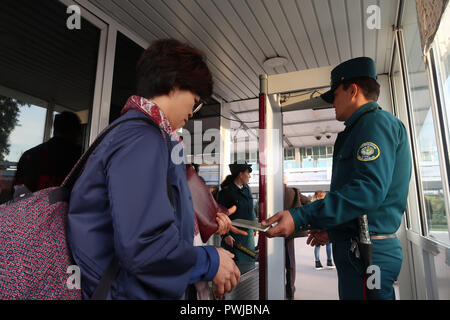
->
xmin=89 ymin=0 xmax=399 ymax=103
xmin=0 ymin=0 xmax=100 ymax=112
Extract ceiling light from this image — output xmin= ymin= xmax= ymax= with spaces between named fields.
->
xmin=263 ymin=56 xmax=288 ymax=69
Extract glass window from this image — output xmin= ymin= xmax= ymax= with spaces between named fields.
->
xmin=300 ymin=147 xmax=306 ymax=156
xmin=327 ymin=146 xmax=333 ymax=155
xmin=313 ymin=146 xmax=319 ymax=155
xmin=403 ymin=0 xmax=449 ymax=244
xmin=432 ymin=4 xmax=450 ymax=240
xmin=0 ymin=98 xmax=46 ymax=203
xmin=284 ymin=148 xmax=295 ymax=160
xmin=319 ymin=146 xmax=326 ymax=156
xmin=434 ymin=5 xmax=450 ymax=154
xmin=109 ymin=32 xmax=145 ymax=123
xmin=317 ymin=158 xmax=328 ymax=167
xmin=303 ymin=157 xmax=314 ymax=168
xmin=0 ymin=0 xmax=100 ymax=204
xmin=392 ymin=44 xmax=414 ymax=230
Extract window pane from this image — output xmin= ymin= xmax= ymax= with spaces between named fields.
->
xmin=0 ymin=0 xmax=100 ymax=204
xmin=313 ymin=146 xmax=319 ymax=155
xmin=434 ymin=5 xmax=450 ymax=158
xmin=0 ymin=99 xmax=46 ymax=203
xmin=433 ymin=4 xmax=450 ymax=241
xmin=392 ymin=45 xmax=414 ymax=229
xmin=404 ymin=0 xmax=449 ymax=244
xmin=109 ymin=32 xmax=145 ymax=123
xmin=327 ymin=146 xmax=333 ymax=155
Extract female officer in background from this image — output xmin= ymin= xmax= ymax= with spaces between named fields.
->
xmin=218 ymin=162 xmax=256 ymax=266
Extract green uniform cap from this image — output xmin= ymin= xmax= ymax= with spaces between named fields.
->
xmin=321 ymin=57 xmax=377 ymax=104
xmin=229 ymin=161 xmax=252 ymax=176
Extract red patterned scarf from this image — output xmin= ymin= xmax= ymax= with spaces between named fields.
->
xmin=121 ymin=95 xmax=183 ymax=144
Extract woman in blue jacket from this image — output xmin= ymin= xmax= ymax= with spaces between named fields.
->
xmin=67 ymin=39 xmax=240 ymax=300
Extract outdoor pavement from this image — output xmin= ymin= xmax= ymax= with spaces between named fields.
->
xmin=293 ymin=237 xmax=339 ymax=300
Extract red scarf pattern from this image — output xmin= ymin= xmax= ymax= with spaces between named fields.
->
xmin=120 ymin=95 xmax=183 ymax=144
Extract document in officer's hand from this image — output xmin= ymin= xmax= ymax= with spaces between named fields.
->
xmin=231 ymin=219 xmax=271 ymax=232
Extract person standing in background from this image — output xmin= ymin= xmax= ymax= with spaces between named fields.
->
xmin=283 ymin=181 xmax=310 ymax=299
xmin=311 ymin=191 xmax=335 ymax=270
xmin=13 ymin=111 xmax=82 ymax=195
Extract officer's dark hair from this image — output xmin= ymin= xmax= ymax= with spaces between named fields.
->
xmin=53 ymin=111 xmax=81 ymax=135
xmin=341 ymin=77 xmax=380 ymax=101
xmin=220 ymin=174 xmax=238 ymax=190
xmin=136 ymin=39 xmax=213 ymax=100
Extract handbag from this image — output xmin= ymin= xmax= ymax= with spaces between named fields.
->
xmin=186 ymin=165 xmax=228 ymax=243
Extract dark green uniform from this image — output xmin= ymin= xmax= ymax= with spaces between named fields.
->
xmin=218 ymin=183 xmax=256 ymax=265
xmin=289 ymin=101 xmax=412 ymax=299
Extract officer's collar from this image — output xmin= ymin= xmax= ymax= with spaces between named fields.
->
xmin=232 ymin=182 xmax=248 ymax=192
xmin=234 ymin=182 xmax=244 ymax=190
xmin=344 ymin=101 xmax=381 ymax=128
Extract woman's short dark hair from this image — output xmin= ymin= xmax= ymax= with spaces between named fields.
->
xmin=342 ymin=77 xmax=380 ymax=101
xmin=136 ymin=39 xmax=213 ymax=100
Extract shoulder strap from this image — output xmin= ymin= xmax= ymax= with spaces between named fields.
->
xmin=91 ymin=256 xmax=121 ymax=300
xmin=61 ymin=117 xmax=161 ymax=191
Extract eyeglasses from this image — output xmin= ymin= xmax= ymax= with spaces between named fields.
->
xmin=192 ymin=100 xmax=204 ymax=114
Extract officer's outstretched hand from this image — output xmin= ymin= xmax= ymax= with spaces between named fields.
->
xmin=261 ymin=210 xmax=295 ymax=238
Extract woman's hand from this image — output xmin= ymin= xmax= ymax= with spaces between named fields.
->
xmin=215 ymin=206 xmax=248 ymax=236
xmin=215 ymin=212 xmax=232 ymax=235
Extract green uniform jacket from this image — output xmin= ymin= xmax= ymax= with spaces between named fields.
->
xmin=218 ymin=183 xmax=256 ymax=263
xmin=290 ymin=102 xmax=412 ymax=242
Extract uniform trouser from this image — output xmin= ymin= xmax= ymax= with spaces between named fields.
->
xmin=332 ymin=237 xmax=402 ymax=300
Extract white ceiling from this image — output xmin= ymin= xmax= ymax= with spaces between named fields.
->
xmin=87 ymin=0 xmax=400 ymax=148
xmin=89 ymin=0 xmax=400 ymax=103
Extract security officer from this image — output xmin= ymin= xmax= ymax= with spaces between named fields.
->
xmin=263 ymin=57 xmax=412 ymax=300
xmin=218 ymin=161 xmax=256 ymax=266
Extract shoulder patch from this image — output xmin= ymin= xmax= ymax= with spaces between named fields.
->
xmin=357 ymin=142 xmax=380 ymax=161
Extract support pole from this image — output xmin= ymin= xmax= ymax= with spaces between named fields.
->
xmin=258 ymin=74 xmax=267 ymax=300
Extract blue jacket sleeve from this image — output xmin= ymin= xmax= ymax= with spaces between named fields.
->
xmin=106 ymin=126 xmax=206 ymax=298
xmin=289 ymin=117 xmax=399 ymax=231
xmin=189 ymin=246 xmax=220 ymax=283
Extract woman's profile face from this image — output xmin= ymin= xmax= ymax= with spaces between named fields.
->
xmin=240 ymin=170 xmax=251 ymax=185
xmin=166 ymin=88 xmax=200 ymax=130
